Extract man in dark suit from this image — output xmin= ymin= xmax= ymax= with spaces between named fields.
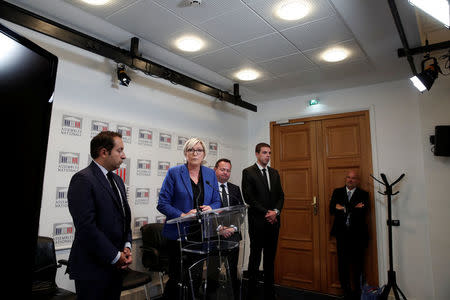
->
xmin=242 ymin=143 xmax=284 ymax=299
xmin=330 ymin=170 xmax=369 ymax=300
xmin=212 ymin=158 xmax=244 ymax=297
xmin=68 ymin=131 xmax=132 ymax=300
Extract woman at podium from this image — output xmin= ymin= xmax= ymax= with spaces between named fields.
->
xmin=157 ymin=137 xmax=221 ymax=299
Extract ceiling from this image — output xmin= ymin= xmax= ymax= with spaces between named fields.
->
xmin=3 ymin=0 xmax=446 ymax=104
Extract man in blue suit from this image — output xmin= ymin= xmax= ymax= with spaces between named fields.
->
xmin=68 ymin=131 xmax=132 ymax=300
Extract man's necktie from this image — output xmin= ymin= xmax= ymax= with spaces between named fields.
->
xmin=346 ymin=190 xmax=352 ymax=228
xmin=262 ymin=168 xmax=269 ymax=190
xmin=107 ymin=171 xmax=125 ymax=216
xmin=221 ymin=184 xmax=228 ymax=207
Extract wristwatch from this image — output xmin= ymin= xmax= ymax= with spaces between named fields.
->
xmin=274 ymin=208 xmax=280 ymax=216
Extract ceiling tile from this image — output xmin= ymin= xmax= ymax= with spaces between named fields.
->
xmin=247 ymin=0 xmax=336 ymax=31
xmin=197 ymin=6 xmax=275 ymax=45
xmin=152 ymin=0 xmax=245 ymax=25
xmin=258 ymin=52 xmax=317 ymax=76
xmin=106 ymin=0 xmax=190 ymax=45
xmin=231 ymin=32 xmax=299 ymax=62
xmin=63 ymin=0 xmax=141 ymax=19
xmin=191 ymin=47 xmax=250 ymax=72
xmin=281 ymin=15 xmax=354 ymax=51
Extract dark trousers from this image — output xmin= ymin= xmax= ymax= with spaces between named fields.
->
xmin=74 ymin=273 xmax=122 ymax=300
xmin=247 ymin=217 xmax=280 ymax=292
xmin=336 ymin=234 xmax=365 ymax=296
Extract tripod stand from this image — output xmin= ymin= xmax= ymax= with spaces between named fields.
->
xmin=371 ymin=173 xmax=407 ymax=300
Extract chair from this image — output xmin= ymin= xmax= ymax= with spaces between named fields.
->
xmin=140 ymin=223 xmax=170 ymax=294
xmin=121 ymin=267 xmax=152 ymax=300
xmin=32 ymin=236 xmax=76 ymax=300
xmin=59 ymin=253 xmax=152 ymax=300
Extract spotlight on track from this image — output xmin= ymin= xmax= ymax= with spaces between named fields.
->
xmin=117 ymin=63 xmax=131 ymax=87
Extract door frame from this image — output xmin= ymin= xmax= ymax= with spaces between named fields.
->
xmin=270 ymin=110 xmax=379 ymax=292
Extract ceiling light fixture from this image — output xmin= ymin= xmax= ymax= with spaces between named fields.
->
xmin=409 ymin=54 xmax=442 ymax=92
xmin=117 ymin=64 xmax=131 ymax=87
xmin=321 ymin=48 xmax=349 ymax=62
xmin=276 ymin=1 xmax=310 ymax=21
xmin=81 ymin=0 xmax=110 ymax=5
xmin=408 ymin=0 xmax=449 ymax=28
xmin=176 ymin=36 xmax=204 ymax=52
xmin=235 ymin=69 xmax=260 ymax=81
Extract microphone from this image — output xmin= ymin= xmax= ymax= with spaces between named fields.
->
xmin=194 ymin=181 xmax=202 ymax=222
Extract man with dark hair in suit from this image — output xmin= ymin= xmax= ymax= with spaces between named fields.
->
xmin=68 ymin=131 xmax=132 ymax=300
xmin=330 ymin=170 xmax=369 ymax=300
xmin=212 ymin=158 xmax=244 ymax=297
xmin=242 ymin=143 xmax=284 ymax=300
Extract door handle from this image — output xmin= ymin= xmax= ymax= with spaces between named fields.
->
xmin=312 ymin=196 xmax=318 ymax=215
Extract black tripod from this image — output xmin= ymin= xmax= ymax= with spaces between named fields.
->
xmin=371 ymin=173 xmax=407 ymax=300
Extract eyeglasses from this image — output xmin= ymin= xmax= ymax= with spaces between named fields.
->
xmin=218 ymin=168 xmax=231 ymax=173
xmin=187 ymin=148 xmax=204 ymax=154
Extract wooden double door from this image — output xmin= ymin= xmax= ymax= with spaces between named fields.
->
xmin=271 ymin=110 xmax=378 ymax=295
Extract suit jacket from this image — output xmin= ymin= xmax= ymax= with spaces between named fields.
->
xmin=224 ymin=181 xmax=244 ymax=207
xmin=157 ymin=164 xmax=221 ymax=240
xmin=67 ymin=161 xmax=132 ymax=280
xmin=329 ymin=186 xmax=369 ymax=244
xmin=220 ymin=181 xmax=244 ymax=242
xmin=241 ymin=164 xmax=284 ymax=223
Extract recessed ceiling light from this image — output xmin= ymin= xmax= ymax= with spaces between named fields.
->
xmin=175 ymin=36 xmax=204 ymax=52
xmin=235 ymin=69 xmax=260 ymax=81
xmin=321 ymin=48 xmax=349 ymax=62
xmin=276 ymin=1 xmax=310 ymax=21
xmin=81 ymin=0 xmax=110 ymax=5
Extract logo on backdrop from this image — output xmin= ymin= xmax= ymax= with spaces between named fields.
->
xmin=157 ymin=161 xmax=170 ymax=176
xmin=177 ymin=136 xmax=188 ymax=150
xmin=134 ymin=217 xmax=148 ymax=234
xmin=209 ymin=142 xmax=218 ymax=156
xmin=159 ymin=132 xmax=172 ymax=149
xmin=53 ymin=222 xmax=74 ymax=248
xmin=117 ymin=125 xmax=132 ymax=144
xmin=114 ymin=158 xmax=130 ymax=186
xmin=138 ymin=129 xmax=153 ymax=146
xmin=135 ymin=188 xmax=150 ymax=205
xmin=91 ymin=120 xmax=109 ymax=137
xmin=61 ymin=115 xmax=82 ymax=136
xmin=137 ymin=159 xmax=151 ymax=176
xmin=55 ymin=187 xmax=68 ymax=208
xmin=58 ymin=152 xmax=80 ymax=172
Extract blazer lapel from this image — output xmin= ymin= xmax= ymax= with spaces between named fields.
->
xmin=180 ymin=165 xmax=193 ymax=202
xmin=90 ymin=162 xmax=125 ymax=216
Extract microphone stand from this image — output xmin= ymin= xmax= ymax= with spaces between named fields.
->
xmin=370 ymin=173 xmax=407 ymax=300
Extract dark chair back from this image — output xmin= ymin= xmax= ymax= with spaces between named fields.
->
xmin=33 ymin=236 xmax=59 ymax=295
xmin=140 ymin=223 xmax=169 ymax=273
xmin=33 ymin=236 xmax=76 ymax=299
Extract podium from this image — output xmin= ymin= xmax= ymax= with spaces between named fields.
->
xmin=167 ymin=205 xmax=247 ymax=300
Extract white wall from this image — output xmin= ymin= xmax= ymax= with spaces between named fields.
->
xmin=247 ymin=77 xmax=450 ymax=299
xmin=417 ymin=77 xmax=450 ymax=300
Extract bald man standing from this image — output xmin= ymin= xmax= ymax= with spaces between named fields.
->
xmin=330 ymin=170 xmax=369 ymax=300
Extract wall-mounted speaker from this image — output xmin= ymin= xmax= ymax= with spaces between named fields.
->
xmin=430 ymin=125 xmax=450 ymax=156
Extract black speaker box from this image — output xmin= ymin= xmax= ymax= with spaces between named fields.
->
xmin=432 ymin=126 xmax=450 ymax=156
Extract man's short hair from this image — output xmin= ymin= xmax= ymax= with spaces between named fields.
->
xmin=255 ymin=142 xmax=271 ymax=153
xmin=90 ymin=131 xmax=122 ymax=159
xmin=215 ymin=158 xmax=231 ymax=168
